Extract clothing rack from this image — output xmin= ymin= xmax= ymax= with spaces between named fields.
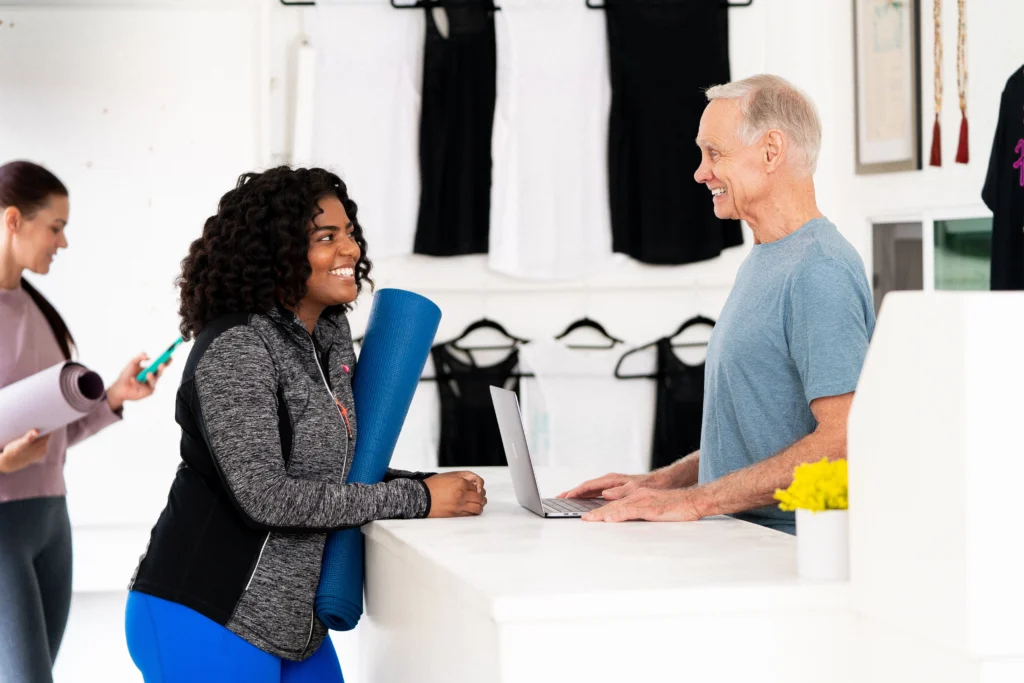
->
xmin=419 ymin=370 xmax=535 ymax=382
xmin=281 ymin=0 xmax=748 ymax=7
xmin=279 ymin=0 xmax=501 ymax=8
xmin=585 ymin=0 xmax=752 ymax=8
xmin=391 ymin=0 xmax=501 ymax=10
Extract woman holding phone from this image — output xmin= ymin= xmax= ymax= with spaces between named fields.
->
xmin=0 ymin=160 xmax=169 ymax=682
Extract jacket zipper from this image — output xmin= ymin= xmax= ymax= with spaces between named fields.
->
xmin=306 ymin=336 xmax=350 ymax=652
xmin=245 ymin=532 xmax=271 ymax=591
xmin=304 ymin=609 xmax=315 ymax=653
xmin=308 ymin=341 xmax=352 ymax=472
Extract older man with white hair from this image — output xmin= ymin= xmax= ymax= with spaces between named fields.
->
xmin=561 ymin=75 xmax=874 ymax=534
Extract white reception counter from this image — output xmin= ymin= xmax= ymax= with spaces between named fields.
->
xmin=353 ymin=293 xmax=1024 ymax=683
xmin=358 ymin=467 xmax=851 ymax=683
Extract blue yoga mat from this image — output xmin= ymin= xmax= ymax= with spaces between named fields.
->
xmin=314 ymin=288 xmax=441 ymax=631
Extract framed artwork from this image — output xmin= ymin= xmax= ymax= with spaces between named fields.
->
xmin=853 ymin=0 xmax=922 ymax=174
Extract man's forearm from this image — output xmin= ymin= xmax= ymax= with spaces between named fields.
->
xmin=653 ymin=451 xmax=700 ymax=489
xmin=694 ymin=431 xmax=845 ymax=518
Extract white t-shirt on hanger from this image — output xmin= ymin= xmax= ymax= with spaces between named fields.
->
xmin=489 ymin=0 xmax=616 ymax=280
xmin=308 ymin=2 xmax=423 ymax=259
xmin=518 ymin=339 xmax=654 ymax=475
xmin=389 ymin=353 xmax=441 ymax=473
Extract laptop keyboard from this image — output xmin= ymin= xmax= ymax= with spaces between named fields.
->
xmin=542 ymin=498 xmax=605 ymax=515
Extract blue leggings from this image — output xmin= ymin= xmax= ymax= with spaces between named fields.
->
xmin=125 ymin=592 xmax=344 ymax=683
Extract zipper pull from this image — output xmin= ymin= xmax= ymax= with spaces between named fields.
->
xmin=335 ymin=399 xmax=352 ymax=439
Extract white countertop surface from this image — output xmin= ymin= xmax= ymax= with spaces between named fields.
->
xmin=363 ymin=467 xmax=850 ymax=623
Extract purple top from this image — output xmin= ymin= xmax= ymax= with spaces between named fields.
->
xmin=0 ymin=283 xmax=121 ymax=502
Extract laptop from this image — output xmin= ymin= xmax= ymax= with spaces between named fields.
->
xmin=490 ymin=386 xmax=607 ymax=518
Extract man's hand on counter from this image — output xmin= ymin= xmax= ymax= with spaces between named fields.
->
xmin=580 ymin=487 xmax=706 ymax=523
xmin=557 ymin=469 xmax=677 ymax=501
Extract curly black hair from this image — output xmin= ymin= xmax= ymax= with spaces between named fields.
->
xmin=177 ymin=166 xmax=373 ymax=340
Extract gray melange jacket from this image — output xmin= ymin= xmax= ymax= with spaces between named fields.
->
xmin=130 ymin=306 xmax=432 ymax=660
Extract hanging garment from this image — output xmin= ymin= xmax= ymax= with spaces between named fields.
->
xmin=414 ymin=3 xmax=497 ymax=257
xmin=390 ymin=355 xmax=441 ymax=473
xmin=309 ymin=2 xmax=422 ymax=259
xmin=432 ymin=344 xmax=519 ymax=467
xmin=518 ymin=340 xmax=653 ymax=475
xmin=488 ymin=0 xmax=615 ymax=279
xmin=651 ymin=337 xmax=705 ymax=470
xmin=983 ymin=67 xmax=1024 ymax=290
xmin=605 ymin=1 xmax=743 ymax=265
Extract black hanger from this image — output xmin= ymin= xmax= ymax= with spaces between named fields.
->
xmin=614 ymin=314 xmax=715 ymax=379
xmin=279 ymin=0 xmax=315 ymax=6
xmin=447 ymin=317 xmax=529 ymax=352
xmin=555 ymin=316 xmax=624 ymax=350
xmin=667 ymin=314 xmax=716 ymax=349
xmin=586 ymin=0 xmax=751 ymax=8
xmin=419 ymin=318 xmax=532 ymax=381
xmin=391 ymin=0 xmax=501 ymax=10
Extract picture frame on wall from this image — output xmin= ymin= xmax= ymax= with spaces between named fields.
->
xmin=852 ymin=0 xmax=922 ymax=174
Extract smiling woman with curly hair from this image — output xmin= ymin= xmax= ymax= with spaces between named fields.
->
xmin=125 ymin=166 xmax=487 ymax=683
xmin=176 ymin=167 xmax=373 ymax=339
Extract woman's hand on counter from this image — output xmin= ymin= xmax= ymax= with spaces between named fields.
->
xmin=580 ymin=487 xmax=706 ymax=523
xmin=425 ymin=471 xmax=487 ymax=518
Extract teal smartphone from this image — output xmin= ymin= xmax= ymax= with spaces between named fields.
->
xmin=136 ymin=337 xmax=183 ymax=383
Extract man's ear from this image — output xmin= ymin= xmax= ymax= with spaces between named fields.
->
xmin=763 ymin=129 xmax=786 ymax=173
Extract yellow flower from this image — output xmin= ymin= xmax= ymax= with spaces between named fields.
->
xmin=773 ymin=458 xmax=848 ymax=512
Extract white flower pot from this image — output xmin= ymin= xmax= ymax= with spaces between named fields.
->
xmin=795 ymin=509 xmax=849 ymax=581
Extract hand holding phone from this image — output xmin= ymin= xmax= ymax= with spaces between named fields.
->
xmin=136 ymin=337 xmax=184 ymax=384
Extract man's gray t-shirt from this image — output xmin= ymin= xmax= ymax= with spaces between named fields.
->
xmin=698 ymin=218 xmax=875 ymax=534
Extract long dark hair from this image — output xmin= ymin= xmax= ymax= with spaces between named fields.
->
xmin=177 ymin=166 xmax=374 ymax=340
xmin=0 ymin=161 xmax=75 ymax=360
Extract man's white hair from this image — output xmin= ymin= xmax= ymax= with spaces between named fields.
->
xmin=705 ymin=74 xmax=822 ymax=174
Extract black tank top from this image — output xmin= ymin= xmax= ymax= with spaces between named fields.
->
xmin=431 ymin=344 xmax=519 ymax=467
xmin=414 ymin=3 xmax=497 ymax=257
xmin=605 ymin=1 xmax=743 ymax=265
xmin=651 ymin=337 xmax=705 ymax=470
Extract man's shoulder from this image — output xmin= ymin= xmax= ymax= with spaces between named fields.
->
xmin=792 ymin=221 xmax=866 ymax=281
xmin=791 ymin=256 xmax=862 ymax=290
xmin=785 ymin=253 xmax=872 ymax=319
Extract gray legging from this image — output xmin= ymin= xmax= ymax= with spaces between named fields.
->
xmin=0 ymin=496 xmax=73 ymax=683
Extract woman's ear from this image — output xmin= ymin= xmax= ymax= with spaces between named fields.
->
xmin=3 ymin=206 xmax=22 ymax=235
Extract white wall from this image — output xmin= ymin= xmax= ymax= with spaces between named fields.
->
xmin=722 ymin=0 xmax=1020 ymax=271
xmin=1 ymin=0 xmax=1022 ymax=681
xmin=0 ymin=2 xmax=266 ymax=681
xmin=0 ymin=0 xmax=263 ymax=531
xmin=828 ymin=0 xmax=1019 ymax=269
